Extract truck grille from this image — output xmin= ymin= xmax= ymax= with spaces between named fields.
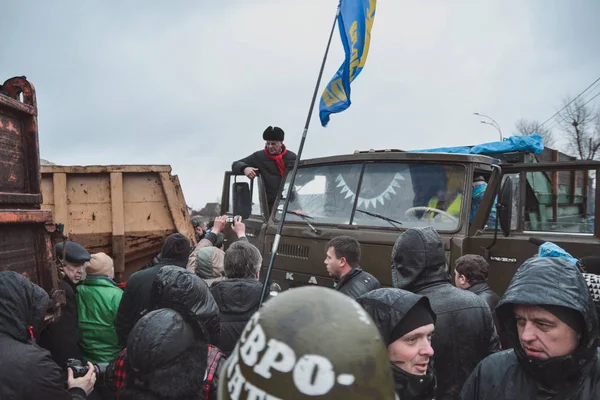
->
xmin=271 ymin=243 xmax=310 ymax=259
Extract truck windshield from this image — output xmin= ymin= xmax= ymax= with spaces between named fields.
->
xmin=275 ymin=162 xmax=466 ymax=231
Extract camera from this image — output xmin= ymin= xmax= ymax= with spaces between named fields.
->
xmin=65 ymin=359 xmax=90 ymax=378
xmin=65 ymin=358 xmax=108 ymax=379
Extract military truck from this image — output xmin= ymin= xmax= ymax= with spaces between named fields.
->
xmin=221 ymin=137 xmax=600 ymax=296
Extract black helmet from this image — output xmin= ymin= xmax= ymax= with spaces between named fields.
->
xmin=218 ymin=286 xmax=396 ymax=399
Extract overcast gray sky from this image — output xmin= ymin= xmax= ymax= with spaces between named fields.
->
xmin=1 ymin=0 xmax=599 ymax=209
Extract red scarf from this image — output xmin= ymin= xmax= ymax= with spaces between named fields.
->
xmin=264 ymin=146 xmax=288 ymax=176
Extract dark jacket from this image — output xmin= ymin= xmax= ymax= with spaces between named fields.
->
xmin=210 ymin=278 xmax=263 ymax=355
xmin=114 ymin=268 xmax=222 ymax=399
xmin=460 ymin=257 xmax=600 ymax=400
xmin=335 ymin=267 xmax=381 ymax=300
xmin=232 ymin=147 xmax=296 ymax=210
xmin=392 ymin=227 xmax=500 ymax=400
xmin=152 ymin=266 xmax=220 ymax=346
xmin=468 ymin=282 xmax=506 ymax=347
xmin=357 ymin=288 xmax=437 ymax=400
xmin=116 ymin=233 xmax=192 ymax=347
xmin=39 ymin=277 xmax=84 ymax=368
xmin=120 ymin=309 xmax=207 ymax=400
xmin=0 ymin=271 xmax=87 ymax=400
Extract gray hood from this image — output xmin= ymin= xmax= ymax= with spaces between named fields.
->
xmin=391 ymin=227 xmax=449 ymax=291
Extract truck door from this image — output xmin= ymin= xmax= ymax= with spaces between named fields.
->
xmin=466 ymin=160 xmax=600 ymax=295
xmin=220 ymin=172 xmax=268 ymax=253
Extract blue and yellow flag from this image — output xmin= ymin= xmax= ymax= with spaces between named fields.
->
xmin=319 ymin=0 xmax=376 ymax=127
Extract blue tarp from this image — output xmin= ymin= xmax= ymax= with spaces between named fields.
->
xmin=411 ymin=134 xmax=544 ymax=155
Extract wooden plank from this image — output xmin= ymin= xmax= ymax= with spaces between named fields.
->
xmin=41 ymin=165 xmax=172 ymax=174
xmin=0 ymin=193 xmax=42 ymax=204
xmin=110 ymin=173 xmax=125 ymax=275
xmin=552 ymin=150 xmax=559 ymax=222
xmin=159 ymin=172 xmax=195 ymax=244
xmin=0 ymin=209 xmax=53 ymax=224
xmin=53 ymin=173 xmax=69 ymax=234
xmin=518 ymin=171 xmax=526 ymax=232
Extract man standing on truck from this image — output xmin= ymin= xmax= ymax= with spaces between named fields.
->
xmin=325 ymin=236 xmax=380 ymax=300
xmin=232 ymin=126 xmax=296 ymax=213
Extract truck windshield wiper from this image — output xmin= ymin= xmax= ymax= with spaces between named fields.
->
xmin=277 ymin=208 xmax=320 ymax=234
xmin=355 ymin=209 xmax=402 ymax=228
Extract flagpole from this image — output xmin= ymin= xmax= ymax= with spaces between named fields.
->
xmin=259 ymin=7 xmax=340 ymax=306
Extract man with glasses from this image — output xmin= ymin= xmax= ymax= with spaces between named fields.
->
xmin=39 ymin=241 xmax=91 ymax=368
xmin=232 ymin=126 xmax=296 ymax=214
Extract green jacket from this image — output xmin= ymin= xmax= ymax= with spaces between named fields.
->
xmin=77 ymin=276 xmax=123 ymax=364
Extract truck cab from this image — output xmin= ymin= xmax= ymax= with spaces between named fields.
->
xmin=221 ymin=145 xmax=600 ymax=296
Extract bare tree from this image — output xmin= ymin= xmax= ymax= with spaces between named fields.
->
xmin=557 ymin=97 xmax=600 ymax=160
xmin=514 ymin=118 xmax=556 ymax=148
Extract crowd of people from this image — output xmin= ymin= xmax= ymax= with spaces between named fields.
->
xmin=1 ymin=220 xmax=599 ymax=399
xmin=1 ymin=128 xmax=600 ymax=399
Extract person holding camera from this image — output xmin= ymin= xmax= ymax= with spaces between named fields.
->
xmin=0 ymin=271 xmax=96 ymax=399
xmin=39 ymin=241 xmax=91 ymax=368
xmin=187 ymin=215 xmax=248 ymax=275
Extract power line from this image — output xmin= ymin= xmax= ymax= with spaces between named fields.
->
xmin=540 ymin=75 xmax=600 ymax=127
xmin=581 ymin=90 xmax=600 ymax=109
xmin=543 ymin=89 xmax=600 ymax=132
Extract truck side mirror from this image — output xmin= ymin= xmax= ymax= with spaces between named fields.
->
xmin=232 ymin=182 xmax=252 ymax=220
xmin=497 ymin=178 xmax=513 ymax=237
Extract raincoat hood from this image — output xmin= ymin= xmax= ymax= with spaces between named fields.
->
xmin=391 ymin=227 xmax=449 ymax=291
xmin=537 ymin=242 xmax=579 ymax=266
xmin=497 ymin=257 xmax=599 ymax=385
xmin=0 ymin=271 xmax=49 ymax=343
xmin=127 ymin=308 xmax=198 ymax=373
xmin=151 ymin=266 xmax=220 ymax=345
xmin=357 ymin=288 xmax=436 ymax=344
xmin=195 ymin=246 xmax=226 ymax=286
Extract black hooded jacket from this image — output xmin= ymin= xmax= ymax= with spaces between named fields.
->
xmin=392 ymin=227 xmax=500 ymax=400
xmin=152 ymin=266 xmax=220 ymax=346
xmin=460 ymin=257 xmax=600 ymax=400
xmin=0 ymin=271 xmax=87 ymax=400
xmin=232 ymin=148 xmax=296 ymax=211
xmin=335 ymin=267 xmax=381 ymax=300
xmin=120 ymin=308 xmax=208 ymax=400
xmin=113 ymin=267 xmax=222 ymax=399
xmin=210 ymin=278 xmax=263 ymax=355
xmin=116 ymin=233 xmax=191 ymax=347
xmin=357 ymin=288 xmax=437 ymax=400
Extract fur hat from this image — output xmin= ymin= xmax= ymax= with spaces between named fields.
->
xmin=263 ymin=126 xmax=284 ymax=141
xmin=86 ymin=252 xmax=114 ymax=278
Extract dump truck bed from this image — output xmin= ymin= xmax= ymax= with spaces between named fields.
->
xmin=41 ymin=165 xmax=195 ymax=281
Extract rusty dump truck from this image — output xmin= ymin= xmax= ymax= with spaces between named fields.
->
xmin=0 ymin=76 xmax=195 ymax=290
xmin=222 ymin=137 xmax=600 ymax=296
xmin=0 ymin=77 xmax=59 ymax=291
